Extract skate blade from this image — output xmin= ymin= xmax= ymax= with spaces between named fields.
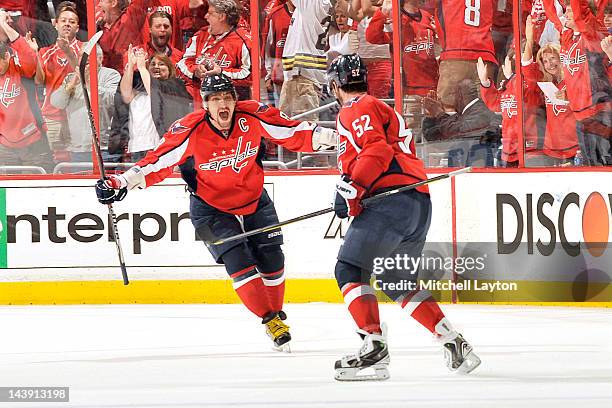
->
xmin=456 ymin=352 xmax=481 ymax=374
xmin=334 ymin=365 xmax=390 ymax=382
xmin=272 ymin=342 xmax=291 ymax=353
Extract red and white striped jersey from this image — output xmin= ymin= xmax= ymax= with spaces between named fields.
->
xmin=38 ymin=39 xmax=83 ymax=121
xmin=178 ymin=28 xmax=252 ymax=108
xmin=366 ymin=8 xmax=439 ymax=96
xmin=522 ymin=62 xmax=579 ymax=159
xmin=0 ymin=37 xmax=42 ymax=148
xmin=543 ymin=0 xmax=612 ymax=120
xmin=335 ymin=95 xmax=429 ymax=195
xmin=481 ymin=77 xmax=543 ymax=163
xmin=133 ymin=101 xmax=316 ymax=215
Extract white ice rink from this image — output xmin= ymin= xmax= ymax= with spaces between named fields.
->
xmin=1 ymin=303 xmax=611 ymax=408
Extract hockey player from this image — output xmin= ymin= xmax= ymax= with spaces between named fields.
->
xmin=94 ymin=74 xmax=336 ymax=351
xmin=328 ymin=54 xmax=481 ymax=381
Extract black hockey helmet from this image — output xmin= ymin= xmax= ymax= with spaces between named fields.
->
xmin=200 ymin=74 xmax=237 ymax=100
xmin=327 ymin=53 xmax=367 ymax=89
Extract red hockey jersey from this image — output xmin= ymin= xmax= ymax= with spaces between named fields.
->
xmin=335 ymin=95 xmax=429 ymax=195
xmin=38 ymin=38 xmax=83 ymax=121
xmin=481 ymin=76 xmax=543 ymax=163
xmin=547 ymin=0 xmax=612 ymax=120
xmin=264 ymin=3 xmax=292 ymax=85
xmin=134 ymin=101 xmax=316 ymax=215
xmin=435 ymin=0 xmax=496 ymax=63
xmin=366 ymin=8 xmax=438 ymax=96
xmin=523 ymin=62 xmax=579 ymax=159
xmin=0 ymin=37 xmax=42 ymax=149
xmin=178 ymin=27 xmax=252 ymax=107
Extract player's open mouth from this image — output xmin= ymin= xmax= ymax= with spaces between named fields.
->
xmin=219 ymin=111 xmax=230 ymax=121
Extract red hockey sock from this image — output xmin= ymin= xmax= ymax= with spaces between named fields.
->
xmin=341 ymin=283 xmax=381 ymax=334
xmin=231 ymin=266 xmax=272 ymax=318
xmin=399 ymin=290 xmax=445 ymax=333
xmin=259 ymin=268 xmax=285 ymax=312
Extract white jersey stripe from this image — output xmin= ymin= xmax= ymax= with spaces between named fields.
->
xmin=260 ymin=120 xmax=316 ymax=140
xmin=139 ymin=136 xmax=190 ymax=178
xmin=336 ymin=119 xmax=361 ymax=153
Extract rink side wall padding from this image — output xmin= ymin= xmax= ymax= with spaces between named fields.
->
xmin=0 ymin=171 xmax=611 ymax=307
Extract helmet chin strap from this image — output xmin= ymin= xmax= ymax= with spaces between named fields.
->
xmin=331 ymin=82 xmax=343 ymax=106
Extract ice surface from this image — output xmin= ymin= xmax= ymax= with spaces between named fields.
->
xmin=0 ymin=303 xmax=611 ymax=408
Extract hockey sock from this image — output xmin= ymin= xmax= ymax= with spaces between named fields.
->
xmin=231 ymin=266 xmax=272 ymax=318
xmin=341 ymin=282 xmax=381 ymax=334
xmin=398 ymin=290 xmax=446 ymax=334
xmin=259 ymin=268 xmax=285 ymax=312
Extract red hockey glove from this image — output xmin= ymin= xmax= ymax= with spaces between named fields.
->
xmin=334 ymin=176 xmax=367 ymax=218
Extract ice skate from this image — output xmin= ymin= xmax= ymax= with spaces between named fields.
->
xmin=262 ymin=311 xmax=291 ymax=352
xmin=334 ymin=325 xmax=390 ymax=381
xmin=435 ymin=319 xmax=481 ymax=374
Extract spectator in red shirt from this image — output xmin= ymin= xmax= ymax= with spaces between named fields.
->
xmin=35 ymin=2 xmax=82 ymax=162
xmin=122 ymin=11 xmax=185 ymax=69
xmin=522 ymin=16 xmax=580 ymax=166
xmin=178 ymin=0 xmax=253 ymax=107
xmin=367 ymin=0 xmax=438 ymax=97
xmin=0 ymin=10 xmax=53 ymax=172
xmin=98 ymin=0 xmax=161 ymax=74
xmin=543 ymin=0 xmax=612 ymax=165
xmin=479 ymin=53 xmax=545 ymax=167
xmin=263 ymin=0 xmax=293 ymax=107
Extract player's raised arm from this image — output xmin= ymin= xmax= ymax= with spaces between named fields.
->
xmin=95 ymin=114 xmax=198 ymax=205
xmin=243 ymin=101 xmax=337 ymax=152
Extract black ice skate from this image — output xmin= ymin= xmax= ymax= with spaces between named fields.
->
xmin=436 ymin=318 xmax=481 ymax=374
xmin=334 ymin=325 xmax=390 ymax=381
xmin=262 ymin=311 xmax=291 ymax=352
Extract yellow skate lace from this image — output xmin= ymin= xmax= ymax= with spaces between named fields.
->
xmin=265 ymin=316 xmax=290 ymax=340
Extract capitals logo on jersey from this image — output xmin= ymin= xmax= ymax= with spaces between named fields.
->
xmin=500 ymin=94 xmax=518 ymax=118
xmin=404 ymin=36 xmax=434 ymax=55
xmin=544 ymin=95 xmax=568 ymax=116
xmin=196 ymin=48 xmax=232 ymax=68
xmin=169 ymin=120 xmax=190 ymax=134
xmin=199 ymin=136 xmax=259 ymax=173
xmin=0 ymin=78 xmax=21 ymax=108
xmin=560 ymin=42 xmax=587 ymax=76
xmin=56 ymin=56 xmax=69 ymax=67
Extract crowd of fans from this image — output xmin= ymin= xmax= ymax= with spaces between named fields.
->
xmin=0 ymin=0 xmax=611 ymax=173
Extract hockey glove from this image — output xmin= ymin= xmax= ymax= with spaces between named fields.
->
xmin=95 ymin=176 xmax=127 ymax=205
xmin=334 ymin=176 xmax=367 ymax=219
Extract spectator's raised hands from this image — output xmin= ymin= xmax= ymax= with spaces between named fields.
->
xmin=476 ymin=57 xmax=490 ymax=86
xmin=381 ymin=0 xmax=392 ymax=17
xmin=25 ymin=32 xmax=39 ymax=52
xmin=502 ymin=55 xmax=514 ymax=80
xmin=135 ymin=48 xmax=147 ymax=71
xmin=126 ymin=44 xmax=137 ymax=67
xmin=0 ymin=10 xmax=18 ymax=42
xmin=601 ymin=36 xmax=612 ymax=60
xmin=525 ymin=16 xmax=534 ymax=44
xmin=203 ymin=61 xmax=222 ymax=77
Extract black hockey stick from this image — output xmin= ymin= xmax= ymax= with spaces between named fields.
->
xmin=209 ymin=167 xmax=473 ymax=245
xmin=79 ymin=31 xmax=129 ymax=285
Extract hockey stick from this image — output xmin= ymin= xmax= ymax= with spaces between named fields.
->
xmin=79 ymin=31 xmax=129 ymax=285
xmin=209 ymin=167 xmax=473 ymax=245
